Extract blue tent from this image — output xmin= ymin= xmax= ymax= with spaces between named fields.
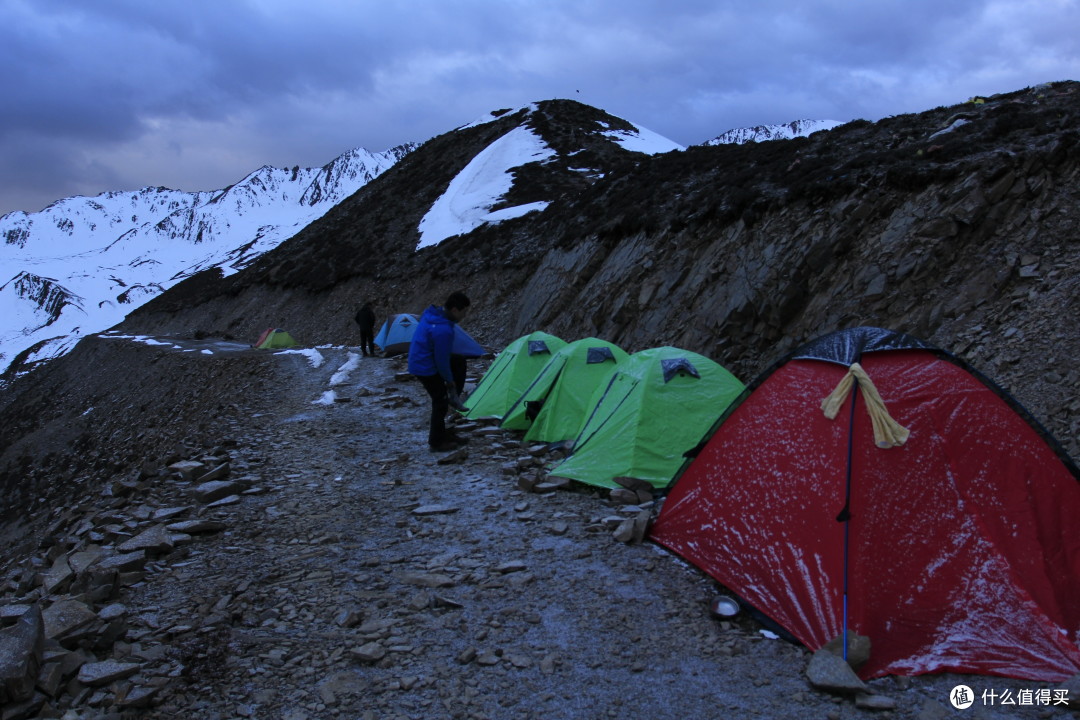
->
xmin=374 ymin=314 xmax=419 ymax=355
xmin=374 ymin=313 xmax=486 ymax=357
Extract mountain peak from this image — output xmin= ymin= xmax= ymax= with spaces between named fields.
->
xmin=704 ymin=118 xmax=843 ymax=146
xmin=0 ymin=144 xmax=414 ymax=383
xmin=412 ymin=100 xmax=682 ymax=251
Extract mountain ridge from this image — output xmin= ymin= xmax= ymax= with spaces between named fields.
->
xmin=3 ymin=84 xmax=1079 ymax=496
xmin=0 ymin=101 xmax=826 ymax=383
xmin=0 ymin=142 xmax=417 ymax=383
xmin=107 ymin=83 xmax=1080 ymax=464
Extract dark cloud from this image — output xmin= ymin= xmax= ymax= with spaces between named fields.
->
xmin=1 ymin=0 xmax=1077 ymax=216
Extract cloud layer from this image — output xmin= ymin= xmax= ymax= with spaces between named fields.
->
xmin=2 ymin=0 xmax=1078 ymax=216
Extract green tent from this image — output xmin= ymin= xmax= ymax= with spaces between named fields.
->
xmin=549 ymin=346 xmax=744 ymax=490
xmin=501 ymin=337 xmax=629 ymax=443
xmin=463 ymin=331 xmax=567 ymax=420
xmin=255 ymin=328 xmax=299 ymax=349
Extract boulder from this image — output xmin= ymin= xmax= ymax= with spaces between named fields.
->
xmin=806 ymin=647 xmax=869 ymax=695
xmin=168 ymin=460 xmax=207 ymax=481
xmin=41 ymin=600 xmax=97 ymax=645
xmin=194 ymin=462 xmax=231 ymax=483
xmin=350 ymin=642 xmax=386 ymax=663
xmin=190 ymin=479 xmax=245 ymax=503
xmin=0 ymin=605 xmax=44 ymax=704
xmin=77 ymin=659 xmax=140 ymax=686
xmin=821 ymin=632 xmax=871 ymax=670
xmin=117 ymin=525 xmax=175 ymax=554
xmin=41 ymin=556 xmax=74 ymax=595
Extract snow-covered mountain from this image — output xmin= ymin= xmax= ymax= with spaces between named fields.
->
xmin=703 ymin=119 xmax=842 ymax=146
xmin=0 ymin=144 xmax=414 ymax=383
xmin=0 ymin=100 xmax=685 ymax=384
xmin=419 ymin=103 xmax=682 ymax=249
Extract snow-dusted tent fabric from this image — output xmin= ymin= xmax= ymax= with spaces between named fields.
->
xmin=463 ymin=331 xmax=567 ymax=420
xmin=549 ymin=347 xmax=744 ymax=490
xmin=500 ymin=338 xmax=628 ymax=442
xmin=375 ymin=313 xmax=486 ymax=358
xmin=650 ymin=327 xmax=1080 ymax=681
xmin=254 ymin=328 xmax=298 ymax=349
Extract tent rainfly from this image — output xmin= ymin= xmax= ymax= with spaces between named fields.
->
xmin=254 ymin=328 xmax=299 ymax=349
xmin=374 ymin=314 xmax=420 ymax=356
xmin=549 ymin=346 xmax=744 ymax=490
xmin=650 ymin=327 xmax=1080 ymax=681
xmin=375 ymin=313 xmax=486 ymax=358
xmin=463 ymin=331 xmax=567 ymax=420
xmin=501 ymin=337 xmax=628 ymax=443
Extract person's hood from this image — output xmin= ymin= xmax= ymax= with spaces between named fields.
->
xmin=420 ymin=305 xmax=453 ymax=326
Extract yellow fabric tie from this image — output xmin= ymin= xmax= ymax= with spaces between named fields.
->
xmin=821 ymin=363 xmax=910 ymax=449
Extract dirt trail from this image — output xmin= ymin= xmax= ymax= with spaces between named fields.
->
xmin=9 ymin=341 xmax=1070 ymax=720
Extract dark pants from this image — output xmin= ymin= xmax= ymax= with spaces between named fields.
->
xmin=359 ymin=327 xmax=375 ymax=356
xmin=418 ymin=374 xmax=449 ymax=446
xmin=450 ymin=354 xmax=467 ymax=395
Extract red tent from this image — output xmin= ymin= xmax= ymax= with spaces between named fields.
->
xmin=651 ymin=327 xmax=1080 ymax=680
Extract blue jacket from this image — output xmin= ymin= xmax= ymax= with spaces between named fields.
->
xmin=408 ymin=305 xmax=455 ymax=382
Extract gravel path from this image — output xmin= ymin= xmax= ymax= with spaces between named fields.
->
xmin=6 ymin=340 xmax=1073 ymax=720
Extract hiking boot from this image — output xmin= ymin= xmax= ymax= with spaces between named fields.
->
xmin=428 ymin=440 xmax=460 ymax=452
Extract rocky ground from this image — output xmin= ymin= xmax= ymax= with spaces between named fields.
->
xmin=1 ymin=339 xmax=1078 ymax=720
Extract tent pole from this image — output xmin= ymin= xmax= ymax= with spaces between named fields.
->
xmin=839 ymin=379 xmax=859 ymax=662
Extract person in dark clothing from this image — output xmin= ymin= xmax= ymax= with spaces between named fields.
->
xmin=354 ymin=303 xmax=376 ymax=356
xmin=450 ymin=354 xmax=467 ymax=396
xmin=408 ymin=291 xmax=471 ymax=451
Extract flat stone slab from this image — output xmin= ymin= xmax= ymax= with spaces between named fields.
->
xmin=117 ymin=525 xmax=174 ymax=554
xmin=93 ymin=550 xmax=147 ymax=573
xmin=190 ymin=480 xmax=244 ymax=504
xmin=0 ymin=605 xmax=44 ymax=704
xmin=392 ymin=572 xmax=455 ymax=588
xmin=166 ymin=519 xmax=227 ymax=534
xmin=78 ymin=660 xmax=141 ymax=686
xmin=168 ymin=460 xmax=207 ymax=481
xmin=806 ymin=649 xmax=868 ymax=695
xmin=350 ymin=642 xmax=386 ymax=663
xmin=411 ymin=505 xmax=460 ymax=516
xmin=42 ymin=600 xmax=96 ymax=641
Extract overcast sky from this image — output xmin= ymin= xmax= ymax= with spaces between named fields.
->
xmin=2 ymin=0 xmax=1078 ymax=217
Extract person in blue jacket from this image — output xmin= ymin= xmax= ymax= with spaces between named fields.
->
xmin=408 ymin=291 xmax=471 ymax=451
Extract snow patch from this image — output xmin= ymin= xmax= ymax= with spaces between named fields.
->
xmin=312 ymin=390 xmax=337 ymax=406
xmin=278 ymin=348 xmax=325 ymax=368
xmin=329 ymin=352 xmax=361 ymax=386
xmin=417 ymin=126 xmax=556 ymax=250
xmin=603 ymin=123 xmax=685 ymax=154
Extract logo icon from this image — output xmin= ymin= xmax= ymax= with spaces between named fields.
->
xmin=950 ymin=685 xmax=975 ymax=709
